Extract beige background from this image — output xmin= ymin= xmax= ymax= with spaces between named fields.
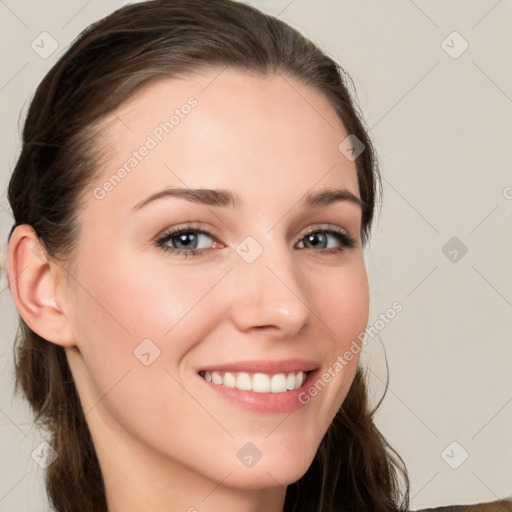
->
xmin=1 ymin=1 xmax=511 ymax=510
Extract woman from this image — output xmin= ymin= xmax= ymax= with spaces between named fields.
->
xmin=4 ymin=0 xmax=510 ymax=511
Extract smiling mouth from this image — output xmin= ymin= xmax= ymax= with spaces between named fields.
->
xmin=199 ymin=370 xmax=310 ymax=393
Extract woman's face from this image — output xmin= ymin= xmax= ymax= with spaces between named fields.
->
xmin=62 ymin=68 xmax=369 ymax=496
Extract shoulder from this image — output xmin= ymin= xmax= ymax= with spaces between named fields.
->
xmin=414 ymin=499 xmax=512 ymax=512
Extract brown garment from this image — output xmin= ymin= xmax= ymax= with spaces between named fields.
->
xmin=415 ymin=499 xmax=512 ymax=511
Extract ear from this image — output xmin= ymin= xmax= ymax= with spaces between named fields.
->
xmin=7 ymin=224 xmax=75 ymax=347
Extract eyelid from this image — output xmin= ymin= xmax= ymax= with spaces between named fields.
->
xmin=156 ymin=221 xmax=355 ymax=244
xmin=297 ymin=223 xmax=352 ymax=239
xmin=156 ymin=221 xmax=221 ymax=241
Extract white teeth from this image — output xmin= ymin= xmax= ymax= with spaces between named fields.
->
xmin=286 ymin=372 xmax=296 ymax=390
xmin=211 ymin=371 xmax=223 ymax=385
xmin=202 ymin=370 xmax=307 ymax=393
xmin=253 ymin=373 xmax=271 ymax=393
xmin=223 ymin=372 xmax=236 ymax=388
xmin=270 ymin=373 xmax=287 ymax=393
xmin=236 ymin=372 xmax=252 ymax=391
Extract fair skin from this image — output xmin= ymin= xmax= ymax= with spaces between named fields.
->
xmin=8 ymin=68 xmax=369 ymax=512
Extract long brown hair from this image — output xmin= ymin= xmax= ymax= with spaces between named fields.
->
xmin=7 ymin=0 xmax=409 ymax=510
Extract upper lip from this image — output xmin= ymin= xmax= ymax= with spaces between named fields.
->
xmin=198 ymin=358 xmax=320 ymax=374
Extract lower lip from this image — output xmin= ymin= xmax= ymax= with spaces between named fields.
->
xmin=199 ymin=370 xmax=319 ymax=414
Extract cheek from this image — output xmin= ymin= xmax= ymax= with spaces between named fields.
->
xmin=302 ymin=259 xmax=369 ymax=413
xmin=310 ymin=258 xmax=369 ymax=346
xmin=69 ymin=252 xmax=235 ymax=388
xmin=71 ymin=249 xmax=369 ymax=389
xmin=74 ymin=253 xmax=223 ymax=335
xmin=67 ymin=255 xmax=226 ymax=442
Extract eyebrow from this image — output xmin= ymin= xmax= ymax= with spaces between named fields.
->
xmin=130 ymin=187 xmax=364 ymax=212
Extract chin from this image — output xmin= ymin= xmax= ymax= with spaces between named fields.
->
xmin=221 ymin=448 xmax=317 ymax=490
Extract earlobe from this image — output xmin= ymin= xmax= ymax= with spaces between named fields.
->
xmin=7 ymin=224 xmax=75 ymax=347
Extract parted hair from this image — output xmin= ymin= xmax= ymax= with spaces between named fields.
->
xmin=7 ymin=0 xmax=409 ymax=510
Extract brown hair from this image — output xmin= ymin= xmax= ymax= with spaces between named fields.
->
xmin=7 ymin=0 xmax=409 ymax=510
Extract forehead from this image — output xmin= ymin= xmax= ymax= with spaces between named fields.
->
xmin=88 ymin=67 xmax=359 ymax=213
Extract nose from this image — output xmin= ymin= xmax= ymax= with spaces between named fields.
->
xmin=228 ymin=240 xmax=312 ymax=338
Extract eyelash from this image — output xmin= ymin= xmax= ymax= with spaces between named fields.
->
xmin=155 ymin=224 xmax=357 ymax=259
